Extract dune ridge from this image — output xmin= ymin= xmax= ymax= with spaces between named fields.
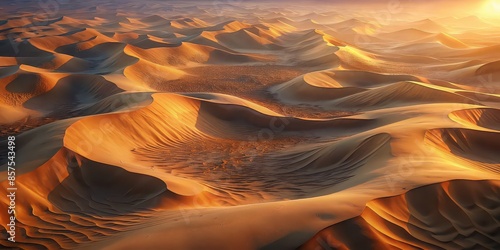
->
xmin=300 ymin=179 xmax=500 ymax=250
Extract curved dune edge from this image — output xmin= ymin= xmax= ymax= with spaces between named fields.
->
xmin=62 ymin=92 xmax=378 ymax=199
xmin=456 ymin=91 xmax=500 ymax=103
xmin=270 ymin=70 xmax=425 ymax=103
xmin=299 ymin=179 xmax=500 ymax=250
xmin=329 ymin=81 xmax=480 ymax=110
xmin=273 ymin=79 xmax=481 ymax=111
xmin=0 ymin=92 xmax=384 ymax=249
xmin=0 ymin=69 xmax=126 ymax=116
xmin=0 ymin=103 xmax=29 ymax=124
xmin=4 ymin=91 xmax=499 ymax=249
xmin=0 ymin=92 xmax=156 ymax=179
xmin=424 ymin=128 xmax=500 ymax=174
xmin=475 ymin=60 xmax=500 ymax=76
xmin=449 ymin=107 xmax=500 ymax=131
xmin=0 ymin=147 xmax=202 ymax=250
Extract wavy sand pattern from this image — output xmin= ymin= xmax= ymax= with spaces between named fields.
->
xmin=0 ymin=0 xmax=499 ymax=249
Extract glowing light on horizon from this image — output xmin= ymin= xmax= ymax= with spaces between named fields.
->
xmin=481 ymin=0 xmax=500 ymax=17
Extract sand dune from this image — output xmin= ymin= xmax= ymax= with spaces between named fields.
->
xmin=449 ymin=108 xmax=500 ymax=130
xmin=127 ymin=37 xmax=176 ymax=50
xmin=281 ymin=29 xmax=341 ymax=69
xmin=301 ymin=180 xmax=500 ymax=250
xmin=425 ymin=128 xmax=500 ymax=173
xmin=333 ymin=81 xmax=476 ymax=106
xmin=278 ymin=80 xmax=479 ymax=111
xmin=214 ymin=29 xmax=282 ymax=51
xmin=0 ymin=38 xmax=54 ymax=57
xmin=378 ymin=28 xmax=434 ymax=42
xmin=1 ymin=71 xmax=60 ymax=107
xmin=74 ymin=92 xmax=153 ymax=116
xmin=1 ymin=1 xmax=499 ymax=249
xmin=408 ymin=18 xmax=450 ymax=33
xmin=123 ymin=59 xmax=184 ymax=88
xmin=450 ymin=45 xmax=500 ymax=59
xmin=476 ymin=60 xmax=500 ymax=76
xmin=327 ymin=18 xmax=379 ymax=32
xmin=398 ymin=32 xmax=470 ymax=50
xmin=23 ymin=74 xmax=123 ymax=113
xmin=457 ymin=91 xmax=500 ymax=104
xmin=270 ymin=72 xmax=365 ymax=103
xmin=0 ymin=103 xmax=28 ymax=124
xmin=271 ymin=70 xmax=425 ymax=104
xmin=171 ymin=18 xmax=208 ymax=29
xmin=270 ymin=70 xmax=425 ymax=103
xmin=0 ymin=147 xmax=176 ymax=249
xmin=435 ymin=33 xmax=469 ymax=48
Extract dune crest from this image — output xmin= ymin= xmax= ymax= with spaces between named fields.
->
xmin=300 ymin=180 xmax=500 ymax=250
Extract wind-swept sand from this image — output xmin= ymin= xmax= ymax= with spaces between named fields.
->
xmin=0 ymin=0 xmax=499 ymax=249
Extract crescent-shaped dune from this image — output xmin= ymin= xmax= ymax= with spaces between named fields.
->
xmin=300 ymin=179 xmax=500 ymax=250
xmin=23 ymin=74 xmax=123 ymax=113
xmin=475 ymin=60 xmax=500 ymax=76
xmin=449 ymin=108 xmax=500 ymax=130
xmin=424 ymin=128 xmax=500 ymax=173
xmin=328 ymin=81 xmax=479 ymax=110
xmin=270 ymin=70 xmax=425 ymax=103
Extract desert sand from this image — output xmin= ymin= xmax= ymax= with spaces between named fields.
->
xmin=0 ymin=0 xmax=499 ymax=249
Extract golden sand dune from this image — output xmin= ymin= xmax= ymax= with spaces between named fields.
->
xmin=378 ymin=28 xmax=434 ymax=42
xmin=450 ymin=108 xmax=500 ymax=130
xmin=1 ymin=70 xmax=123 ymax=114
xmin=476 ymin=60 xmax=500 ymax=76
xmin=0 ymin=103 xmax=27 ymax=125
xmin=271 ymin=70 xmax=422 ymax=103
xmin=0 ymin=39 xmax=54 ymax=58
xmin=281 ymin=29 xmax=341 ymax=69
xmin=394 ymin=32 xmax=470 ymax=51
xmin=0 ymin=147 xmax=174 ymax=249
xmin=435 ymin=33 xmax=469 ymax=49
xmin=1 ymin=1 xmax=499 ymax=249
xmin=328 ymin=81 xmax=479 ymax=110
xmin=215 ymin=29 xmax=282 ymax=51
xmin=75 ymin=92 xmax=154 ymax=116
xmin=274 ymin=77 xmax=478 ymax=110
xmin=457 ymin=91 xmax=500 ymax=104
xmin=23 ymin=74 xmax=123 ymax=113
xmin=425 ymin=128 xmax=500 ymax=174
xmin=300 ymin=180 xmax=500 ymax=250
xmin=124 ymin=42 xmax=267 ymax=67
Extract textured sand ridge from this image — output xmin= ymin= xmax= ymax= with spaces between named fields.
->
xmin=0 ymin=0 xmax=499 ymax=249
